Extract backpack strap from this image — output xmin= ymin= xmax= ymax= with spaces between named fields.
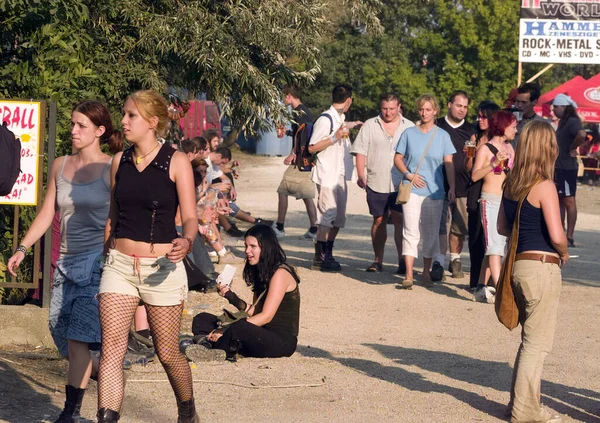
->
xmin=318 ymin=113 xmax=334 ymax=135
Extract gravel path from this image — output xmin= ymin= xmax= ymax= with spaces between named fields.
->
xmin=1 ymin=152 xmax=598 ymax=423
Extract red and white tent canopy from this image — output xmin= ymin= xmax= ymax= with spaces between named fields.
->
xmin=535 ymin=74 xmax=600 ymax=123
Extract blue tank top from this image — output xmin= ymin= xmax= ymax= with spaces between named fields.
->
xmin=502 ymin=196 xmax=557 ymax=254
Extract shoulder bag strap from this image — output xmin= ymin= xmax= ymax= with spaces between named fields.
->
xmin=408 ymin=127 xmax=438 ymax=188
xmin=505 ymin=189 xmax=529 ymax=262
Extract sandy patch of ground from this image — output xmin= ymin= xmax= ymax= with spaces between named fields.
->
xmin=0 ymin=152 xmax=598 ymax=423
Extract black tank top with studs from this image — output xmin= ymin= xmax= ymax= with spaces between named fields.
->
xmin=114 ymin=143 xmax=179 ymax=245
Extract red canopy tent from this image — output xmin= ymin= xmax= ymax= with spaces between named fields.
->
xmin=535 ymin=75 xmax=600 ymax=123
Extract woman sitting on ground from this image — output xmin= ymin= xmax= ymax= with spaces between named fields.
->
xmin=498 ymin=120 xmax=568 ymax=423
xmin=187 ymin=224 xmax=300 ymax=361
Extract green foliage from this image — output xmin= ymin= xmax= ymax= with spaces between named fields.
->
xmin=305 ymin=0 xmax=600 ymax=122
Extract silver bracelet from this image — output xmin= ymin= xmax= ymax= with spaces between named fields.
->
xmin=15 ymin=244 xmax=27 ymax=255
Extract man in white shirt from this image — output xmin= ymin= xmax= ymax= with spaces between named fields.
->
xmin=351 ymin=93 xmax=414 ymax=274
xmin=308 ymin=84 xmax=362 ymax=272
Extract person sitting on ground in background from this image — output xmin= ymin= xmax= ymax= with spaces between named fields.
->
xmin=203 ymin=129 xmax=221 ymax=153
xmin=272 ymin=84 xmax=318 ymax=240
xmin=186 ymin=224 xmax=300 ymax=362
xmin=215 ymin=146 xmax=273 ymax=237
xmin=8 ymin=100 xmax=123 ymax=423
xmin=471 ymin=110 xmax=516 ymax=303
xmin=498 ymin=120 xmax=568 ymax=423
xmin=179 ymin=139 xmax=201 ymax=162
xmin=194 ymin=159 xmax=243 ymax=265
xmin=464 ymin=101 xmax=500 ymax=291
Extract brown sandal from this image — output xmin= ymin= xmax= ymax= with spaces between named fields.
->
xmin=365 ymin=262 xmax=383 ymax=272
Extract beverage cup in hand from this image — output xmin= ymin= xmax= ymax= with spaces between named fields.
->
xmin=465 ymin=140 xmax=476 ymax=158
xmin=340 ymin=126 xmax=350 ymax=140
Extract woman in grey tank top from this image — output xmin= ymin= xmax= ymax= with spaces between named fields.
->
xmin=7 ymin=101 xmax=123 ymax=423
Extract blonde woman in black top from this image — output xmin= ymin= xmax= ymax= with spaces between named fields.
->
xmin=97 ymin=91 xmax=199 ymax=422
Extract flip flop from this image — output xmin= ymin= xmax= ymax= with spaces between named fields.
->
xmin=365 ymin=262 xmax=383 ymax=272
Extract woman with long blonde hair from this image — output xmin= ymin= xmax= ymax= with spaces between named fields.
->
xmin=498 ymin=120 xmax=569 ymax=423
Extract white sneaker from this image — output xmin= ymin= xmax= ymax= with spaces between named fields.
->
xmin=208 ymin=251 xmax=219 ymax=264
xmin=299 ymin=230 xmax=316 ymax=240
xmin=271 ymin=225 xmax=285 ymax=238
xmin=484 ymin=287 xmax=496 ymax=304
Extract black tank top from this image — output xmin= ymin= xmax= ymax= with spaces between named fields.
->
xmin=114 ymin=143 xmax=179 ymax=245
xmin=254 ymin=264 xmax=300 ymax=337
xmin=502 ymin=196 xmax=557 ymax=254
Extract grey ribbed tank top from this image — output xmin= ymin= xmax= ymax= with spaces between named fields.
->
xmin=56 ymin=156 xmax=112 ymax=254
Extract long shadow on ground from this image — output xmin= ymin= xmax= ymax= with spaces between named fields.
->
xmin=298 ymin=345 xmax=600 ymax=423
xmin=0 ymin=356 xmax=62 ymax=422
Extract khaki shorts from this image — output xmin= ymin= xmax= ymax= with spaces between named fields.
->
xmin=439 ymin=196 xmax=468 ymax=236
xmin=99 ymin=249 xmax=188 ymax=306
xmin=316 ymin=177 xmax=347 ymax=228
xmin=277 ymin=166 xmax=316 ymax=199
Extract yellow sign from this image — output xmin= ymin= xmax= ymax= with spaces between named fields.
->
xmin=0 ymin=100 xmax=44 ymax=206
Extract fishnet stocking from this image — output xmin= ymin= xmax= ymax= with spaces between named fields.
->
xmin=146 ymin=303 xmax=193 ymax=402
xmin=97 ymin=293 xmax=139 ymax=412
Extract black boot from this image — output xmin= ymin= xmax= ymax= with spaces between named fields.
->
xmin=321 ymin=241 xmax=341 ymax=272
xmin=177 ymin=397 xmax=200 ymax=423
xmin=97 ymin=408 xmax=120 ymax=423
xmin=54 ymin=385 xmax=85 ymax=423
xmin=311 ymin=242 xmax=325 ymax=270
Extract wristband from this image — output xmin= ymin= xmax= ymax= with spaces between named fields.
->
xmin=403 ymin=171 xmax=410 ymax=177
xmin=15 ymin=244 xmax=27 ymax=255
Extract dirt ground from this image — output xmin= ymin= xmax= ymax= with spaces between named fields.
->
xmin=0 ymin=151 xmax=598 ymax=423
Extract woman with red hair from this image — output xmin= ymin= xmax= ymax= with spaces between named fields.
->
xmin=471 ymin=110 xmax=516 ymax=303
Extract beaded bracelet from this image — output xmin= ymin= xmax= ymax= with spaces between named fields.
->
xmin=183 ymin=236 xmax=194 ymax=254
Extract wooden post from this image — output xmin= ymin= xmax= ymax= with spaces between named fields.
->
xmin=10 ymin=205 xmax=19 ymax=283
xmin=517 ymin=61 xmax=523 ymax=87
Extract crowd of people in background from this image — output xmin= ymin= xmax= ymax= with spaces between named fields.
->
xmin=4 ymin=79 xmax=585 ymax=423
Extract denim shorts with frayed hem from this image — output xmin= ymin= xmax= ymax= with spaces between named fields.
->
xmin=49 ymin=250 xmax=103 ymax=357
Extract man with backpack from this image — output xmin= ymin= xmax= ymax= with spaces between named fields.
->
xmin=308 ymin=84 xmax=362 ymax=272
xmin=272 ymin=85 xmax=318 ymax=239
xmin=351 ymin=93 xmax=414 ymax=274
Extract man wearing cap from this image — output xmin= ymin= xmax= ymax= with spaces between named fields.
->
xmin=552 ymin=93 xmax=587 ymax=247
